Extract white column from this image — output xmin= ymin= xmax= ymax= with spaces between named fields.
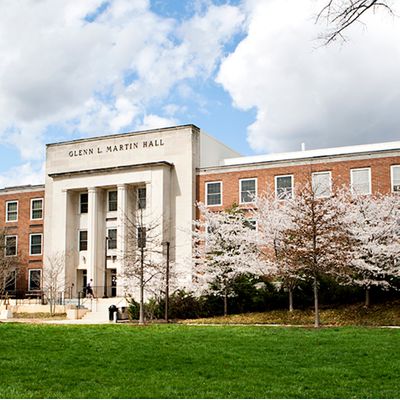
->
xmin=87 ymin=187 xmax=100 ymax=288
xmin=117 ymin=184 xmax=128 ymax=296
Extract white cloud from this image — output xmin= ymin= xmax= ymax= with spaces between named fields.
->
xmin=217 ymin=0 xmax=400 ymax=153
xmin=136 ymin=114 xmax=177 ymax=131
xmin=0 ymin=162 xmax=45 ymax=188
xmin=0 ymin=0 xmax=244 ymax=169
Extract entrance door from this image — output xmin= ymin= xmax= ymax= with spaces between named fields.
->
xmin=111 ymin=269 xmax=117 ymax=297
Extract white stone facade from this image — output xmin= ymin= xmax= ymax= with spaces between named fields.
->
xmin=44 ymin=125 xmax=239 ymax=298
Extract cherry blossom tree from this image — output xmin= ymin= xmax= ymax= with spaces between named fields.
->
xmin=193 ymin=204 xmax=262 ymax=316
xmin=281 ymin=184 xmax=352 ymax=327
xmin=345 ymin=192 xmax=400 ymax=306
xmin=253 ymin=192 xmax=302 ymax=312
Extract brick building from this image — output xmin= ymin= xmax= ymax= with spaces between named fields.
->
xmin=0 ymin=125 xmax=399 ymax=299
xmin=0 ymin=184 xmax=44 ymax=297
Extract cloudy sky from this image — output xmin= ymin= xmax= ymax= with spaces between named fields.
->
xmin=0 ymin=0 xmax=399 ymax=188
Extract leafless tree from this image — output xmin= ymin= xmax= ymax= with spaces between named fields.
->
xmin=317 ymin=0 xmax=395 ymax=43
xmin=0 ymin=228 xmax=20 ymax=304
xmin=42 ymin=252 xmax=66 ymax=316
xmin=121 ymin=209 xmax=169 ymax=324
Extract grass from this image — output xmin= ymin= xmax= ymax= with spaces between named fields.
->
xmin=0 ymin=324 xmax=399 ymax=398
xmin=183 ymin=301 xmax=400 ymax=326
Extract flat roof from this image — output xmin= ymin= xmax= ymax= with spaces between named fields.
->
xmin=0 ymin=184 xmax=45 ymax=193
xmin=222 ymin=140 xmax=400 ymax=166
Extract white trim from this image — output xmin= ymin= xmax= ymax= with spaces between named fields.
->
xmin=107 ymin=189 xmax=118 ymax=212
xmin=275 ymin=175 xmax=294 ymax=199
xmin=205 ymin=181 xmax=223 ymax=206
xmin=29 ymin=233 xmax=43 ymax=256
xmin=350 ymin=167 xmax=371 ymax=195
xmin=311 ymin=171 xmax=332 ymax=198
xmin=5 ymin=200 xmax=18 ymax=223
xmin=107 ymin=227 xmax=117 ymax=250
xmin=239 ymin=178 xmax=257 ymax=204
xmin=391 ymin=165 xmax=400 ymax=193
xmin=246 ymin=218 xmax=258 ymax=231
xmin=4 ymin=235 xmax=17 ymax=257
xmin=30 ymin=198 xmax=44 ymax=220
xmin=28 ymin=269 xmax=41 ymax=291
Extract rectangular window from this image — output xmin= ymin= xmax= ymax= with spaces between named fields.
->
xmin=312 ymin=171 xmax=332 ymax=198
xmin=351 ymin=168 xmax=371 ymax=195
xmin=80 ymin=193 xmax=88 ymax=214
xmin=79 ymin=230 xmax=88 ymax=251
xmin=137 ymin=187 xmax=146 ymax=209
xmin=6 ymin=201 xmax=18 ymax=222
xmin=206 ymin=182 xmax=222 ymax=206
xmin=391 ymin=165 xmax=400 ymax=193
xmin=31 ymin=198 xmax=43 ymax=220
xmin=29 ymin=234 xmax=42 ymax=256
xmin=5 ymin=235 xmax=17 ymax=256
xmin=240 ymin=178 xmax=257 ymax=204
xmin=107 ymin=228 xmax=117 ymax=250
xmin=108 ymin=191 xmax=117 ymax=212
xmin=29 ymin=269 xmax=41 ymax=291
xmin=5 ymin=270 xmax=16 ymax=292
xmin=245 ymin=219 xmax=257 ymax=231
xmin=275 ymin=175 xmax=293 ymax=199
xmin=137 ymin=227 xmax=146 ymax=249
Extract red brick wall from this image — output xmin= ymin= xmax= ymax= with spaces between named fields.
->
xmin=0 ymin=189 xmax=44 ymax=294
xmin=197 ymin=155 xmax=400 ymax=211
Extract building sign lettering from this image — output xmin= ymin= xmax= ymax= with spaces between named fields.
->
xmin=68 ymin=138 xmax=165 ymax=158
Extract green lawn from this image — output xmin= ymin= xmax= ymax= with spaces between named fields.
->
xmin=0 ymin=324 xmax=399 ymax=398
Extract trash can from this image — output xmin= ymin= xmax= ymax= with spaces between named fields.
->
xmin=108 ymin=305 xmax=118 ymax=321
xmin=119 ymin=306 xmax=128 ymax=320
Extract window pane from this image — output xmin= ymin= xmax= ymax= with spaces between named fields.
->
xmin=5 ymin=236 xmax=17 ymax=256
xmin=80 ymin=193 xmax=88 ymax=213
xmin=79 ymin=231 xmax=88 ymax=251
xmin=30 ymin=234 xmax=42 ymax=255
xmin=5 ymin=271 xmax=16 ymax=292
xmin=276 ymin=176 xmax=293 ymax=199
xmin=206 ymin=183 xmax=221 ymax=205
xmin=31 ymin=199 xmax=43 ymax=219
xmin=240 ymin=179 xmax=256 ymax=203
xmin=137 ymin=227 xmax=146 ymax=248
xmin=393 ymin=166 xmax=400 ymax=192
xmin=351 ymin=169 xmax=370 ymax=194
xmin=6 ymin=201 xmax=18 ymax=221
xmin=312 ymin=172 xmax=331 ymax=198
xmin=29 ymin=270 xmax=41 ymax=291
xmin=108 ymin=229 xmax=117 ymax=249
xmin=108 ymin=191 xmax=117 ymax=212
xmin=138 ymin=188 xmax=146 ymax=209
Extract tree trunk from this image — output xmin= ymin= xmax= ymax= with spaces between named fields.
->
xmin=288 ymin=288 xmax=294 ymax=312
xmin=365 ymin=287 xmax=370 ymax=308
xmin=313 ymin=277 xmax=320 ymax=328
xmin=223 ymin=288 xmax=228 ymax=317
xmin=139 ymin=247 xmax=145 ymax=325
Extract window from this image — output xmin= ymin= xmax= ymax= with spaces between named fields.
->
xmin=108 ymin=191 xmax=117 ymax=212
xmin=137 ymin=227 xmax=146 ymax=249
xmin=275 ymin=175 xmax=293 ymax=199
xmin=138 ymin=187 xmax=146 ymax=209
xmin=6 ymin=201 xmax=18 ymax=222
xmin=79 ymin=230 xmax=88 ymax=251
xmin=31 ymin=198 xmax=43 ymax=220
xmin=5 ymin=270 xmax=16 ymax=292
xmin=240 ymin=178 xmax=257 ymax=204
xmin=5 ymin=235 xmax=17 ymax=256
xmin=312 ymin=172 xmax=332 ymax=198
xmin=206 ymin=182 xmax=222 ymax=206
xmin=391 ymin=165 xmax=400 ymax=193
xmin=351 ymin=168 xmax=371 ymax=195
xmin=80 ymin=193 xmax=88 ymax=214
xmin=29 ymin=234 xmax=42 ymax=255
xmin=29 ymin=269 xmax=41 ymax=291
xmin=245 ymin=219 xmax=257 ymax=231
xmin=107 ymin=229 xmax=117 ymax=250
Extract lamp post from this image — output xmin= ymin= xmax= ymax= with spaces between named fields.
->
xmin=103 ymin=236 xmax=109 ymax=298
xmin=162 ymin=241 xmax=170 ymax=322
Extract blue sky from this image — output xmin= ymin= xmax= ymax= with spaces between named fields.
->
xmin=0 ymin=0 xmax=399 ymax=188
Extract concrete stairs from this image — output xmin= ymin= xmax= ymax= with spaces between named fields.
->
xmin=79 ymin=297 xmax=128 ymax=323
